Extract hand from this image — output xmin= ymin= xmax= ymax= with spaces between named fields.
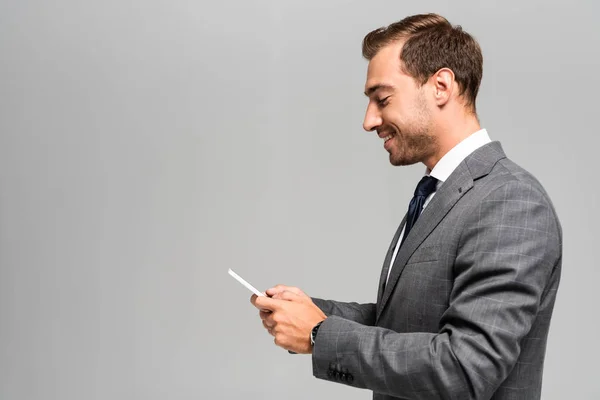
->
xmin=250 ymin=285 xmax=326 ymax=354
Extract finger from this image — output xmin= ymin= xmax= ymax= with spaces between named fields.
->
xmin=261 ymin=313 xmax=274 ymax=327
xmin=265 ymin=284 xmax=288 ymax=297
xmin=251 ymin=295 xmax=271 ymax=313
xmin=262 ymin=319 xmax=271 ymax=330
xmin=266 ymin=285 xmax=305 ymax=297
xmin=252 ymin=295 xmax=281 ymax=312
xmin=259 ymin=310 xmax=271 ymax=320
xmin=262 ymin=320 xmax=275 ymax=336
xmin=272 ymin=290 xmax=302 ymax=302
xmin=266 ymin=285 xmax=305 ymax=296
xmin=263 ymin=312 xmax=276 ymax=326
xmin=251 ymin=294 xmax=278 ymax=309
xmin=274 ymin=334 xmax=288 ymax=350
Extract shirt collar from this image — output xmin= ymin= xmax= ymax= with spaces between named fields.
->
xmin=427 ymin=128 xmax=492 ymax=183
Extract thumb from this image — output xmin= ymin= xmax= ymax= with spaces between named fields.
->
xmin=266 ymin=285 xmax=306 ymax=298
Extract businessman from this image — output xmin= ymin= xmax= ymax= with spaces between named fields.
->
xmin=251 ymin=13 xmax=562 ymax=400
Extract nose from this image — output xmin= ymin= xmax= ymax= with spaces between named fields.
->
xmin=363 ymin=102 xmax=382 ymax=132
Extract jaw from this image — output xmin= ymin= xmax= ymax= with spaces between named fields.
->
xmin=386 ymin=134 xmax=438 ymax=167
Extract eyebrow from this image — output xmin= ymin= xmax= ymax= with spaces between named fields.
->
xmin=364 ymin=84 xmax=395 ymax=97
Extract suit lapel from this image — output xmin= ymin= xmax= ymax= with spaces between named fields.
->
xmin=375 ymin=141 xmax=507 ymax=322
xmin=376 ymin=214 xmax=407 ymax=305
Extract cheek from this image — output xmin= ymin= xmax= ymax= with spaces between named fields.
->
xmin=382 ymin=107 xmax=405 ymax=129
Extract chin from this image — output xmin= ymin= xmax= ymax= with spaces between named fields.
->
xmin=389 ymin=157 xmax=406 ymax=166
xmin=389 ymin=153 xmax=418 ymax=167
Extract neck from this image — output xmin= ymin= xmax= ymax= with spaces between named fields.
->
xmin=423 ymin=113 xmax=481 ymax=171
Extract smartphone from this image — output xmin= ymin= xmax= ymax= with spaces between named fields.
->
xmin=228 ymin=268 xmax=265 ymax=297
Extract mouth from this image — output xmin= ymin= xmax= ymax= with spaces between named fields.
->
xmin=379 ymin=131 xmax=395 ymax=145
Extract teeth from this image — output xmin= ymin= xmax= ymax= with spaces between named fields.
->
xmin=383 ymin=135 xmax=392 ymax=141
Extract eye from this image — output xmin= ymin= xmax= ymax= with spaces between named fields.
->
xmin=377 ymin=96 xmax=391 ymax=107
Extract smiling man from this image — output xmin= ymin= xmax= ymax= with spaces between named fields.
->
xmin=251 ymin=13 xmax=562 ymax=400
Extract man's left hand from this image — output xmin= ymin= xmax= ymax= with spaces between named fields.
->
xmin=250 ymin=285 xmax=326 ymax=354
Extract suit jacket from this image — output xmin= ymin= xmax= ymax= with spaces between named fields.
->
xmin=310 ymin=141 xmax=562 ymax=400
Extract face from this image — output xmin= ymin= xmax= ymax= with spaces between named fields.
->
xmin=363 ymin=42 xmax=439 ymax=166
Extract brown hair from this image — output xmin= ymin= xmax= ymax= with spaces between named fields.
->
xmin=362 ymin=13 xmax=483 ymax=112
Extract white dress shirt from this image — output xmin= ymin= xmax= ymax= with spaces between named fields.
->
xmin=385 ymin=128 xmax=492 ymax=284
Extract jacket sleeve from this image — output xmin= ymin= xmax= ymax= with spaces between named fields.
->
xmin=311 ymin=181 xmax=562 ymax=400
xmin=311 ymin=297 xmax=376 ymax=326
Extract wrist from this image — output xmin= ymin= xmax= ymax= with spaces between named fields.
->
xmin=310 ymin=318 xmax=326 ymax=347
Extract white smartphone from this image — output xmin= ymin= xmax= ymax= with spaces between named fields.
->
xmin=228 ymin=268 xmax=265 ymax=297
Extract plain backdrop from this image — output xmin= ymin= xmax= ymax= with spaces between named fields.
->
xmin=1 ymin=0 xmax=598 ymax=399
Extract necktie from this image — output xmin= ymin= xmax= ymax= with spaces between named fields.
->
xmin=399 ymin=175 xmax=438 ymax=247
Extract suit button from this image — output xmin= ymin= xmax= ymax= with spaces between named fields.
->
xmin=328 ymin=362 xmax=335 ymax=379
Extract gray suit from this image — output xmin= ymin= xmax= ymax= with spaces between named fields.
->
xmin=311 ymin=142 xmax=562 ymax=400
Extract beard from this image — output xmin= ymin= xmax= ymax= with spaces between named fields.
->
xmin=389 ymin=131 xmax=438 ymax=166
xmin=388 ymin=93 xmax=438 ymax=166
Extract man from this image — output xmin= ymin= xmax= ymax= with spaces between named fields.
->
xmin=251 ymin=13 xmax=562 ymax=400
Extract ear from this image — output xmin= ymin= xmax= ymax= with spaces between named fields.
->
xmin=431 ymin=68 xmax=455 ymax=107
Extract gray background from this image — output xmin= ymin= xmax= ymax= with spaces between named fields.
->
xmin=0 ymin=0 xmax=597 ymax=399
